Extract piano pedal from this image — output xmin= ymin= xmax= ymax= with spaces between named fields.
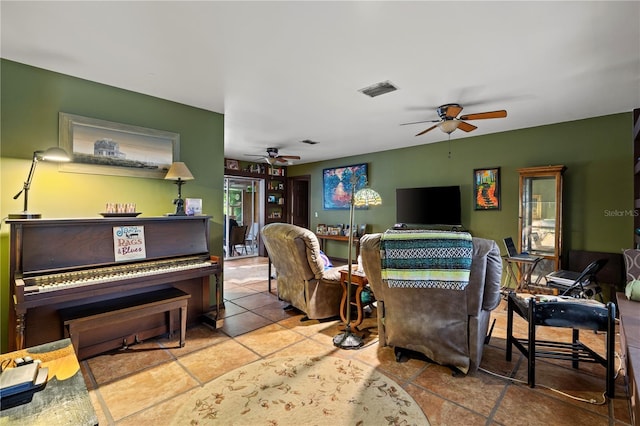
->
xmin=134 ymin=335 xmax=142 ymax=344
xmin=122 ymin=338 xmax=128 ymax=350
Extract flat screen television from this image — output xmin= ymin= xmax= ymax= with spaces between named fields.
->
xmin=396 ymin=185 xmax=462 ymax=226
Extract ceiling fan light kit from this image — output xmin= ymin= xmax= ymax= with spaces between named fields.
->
xmin=439 ymin=120 xmax=460 ymax=134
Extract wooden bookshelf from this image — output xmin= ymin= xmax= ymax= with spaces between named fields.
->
xmin=224 ymin=159 xmax=288 ymax=225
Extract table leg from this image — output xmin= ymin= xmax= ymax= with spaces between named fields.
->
xmin=572 ymin=329 xmax=580 ymax=369
xmin=353 ymin=285 xmax=364 ymax=327
xmin=339 ymin=277 xmax=348 ymax=324
xmin=527 ymin=300 xmax=536 ymax=388
xmin=606 ymin=302 xmax=616 ymax=398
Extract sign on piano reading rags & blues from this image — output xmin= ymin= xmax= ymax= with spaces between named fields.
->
xmin=113 ymin=226 xmax=147 ymax=261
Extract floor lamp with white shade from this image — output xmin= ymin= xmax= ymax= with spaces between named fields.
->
xmin=333 ymin=179 xmax=382 ymax=350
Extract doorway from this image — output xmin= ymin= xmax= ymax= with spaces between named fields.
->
xmin=289 ymin=175 xmax=310 ymax=229
xmin=224 ymin=176 xmax=263 ymax=259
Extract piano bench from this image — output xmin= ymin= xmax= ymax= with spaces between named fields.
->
xmin=59 ymin=287 xmax=191 ymax=359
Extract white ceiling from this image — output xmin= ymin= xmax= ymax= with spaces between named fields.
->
xmin=2 ymin=1 xmax=639 ymax=165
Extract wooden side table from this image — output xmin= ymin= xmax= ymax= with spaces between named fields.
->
xmin=317 ymin=234 xmax=361 ymax=259
xmin=339 ymin=269 xmax=370 ymax=328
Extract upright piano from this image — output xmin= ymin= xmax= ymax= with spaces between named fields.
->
xmin=7 ymin=216 xmax=221 ymax=355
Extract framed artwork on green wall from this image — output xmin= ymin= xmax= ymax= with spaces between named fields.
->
xmin=322 ymin=163 xmax=368 ymax=209
xmin=58 ymin=112 xmax=180 ymax=179
xmin=474 ymin=167 xmax=500 ymax=210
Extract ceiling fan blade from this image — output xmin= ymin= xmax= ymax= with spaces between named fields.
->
xmin=444 ymin=105 xmax=463 ymax=118
xmin=415 ymin=124 xmax=438 ymax=136
xmin=457 ymin=121 xmax=478 ymax=132
xmin=400 ymin=119 xmax=439 ymax=126
xmin=459 ymin=110 xmax=507 ymax=120
xmin=279 ymin=155 xmax=301 ymax=160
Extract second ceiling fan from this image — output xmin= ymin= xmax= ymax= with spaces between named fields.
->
xmin=401 ymin=103 xmax=507 ymax=136
xmin=247 ymin=147 xmax=301 ymax=164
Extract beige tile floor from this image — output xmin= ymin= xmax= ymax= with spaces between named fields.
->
xmin=82 ymin=256 xmax=633 ymax=425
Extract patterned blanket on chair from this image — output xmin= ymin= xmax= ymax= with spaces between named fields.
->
xmin=380 ymin=229 xmax=473 ymax=289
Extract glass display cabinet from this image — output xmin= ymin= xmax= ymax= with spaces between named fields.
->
xmin=518 ymin=165 xmax=566 ymax=277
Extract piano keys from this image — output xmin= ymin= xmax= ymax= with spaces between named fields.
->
xmin=8 ymin=216 xmax=221 ymax=354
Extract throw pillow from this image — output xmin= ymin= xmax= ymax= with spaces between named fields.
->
xmin=625 ymin=279 xmax=640 ymax=301
xmin=319 ymin=250 xmax=333 ymax=270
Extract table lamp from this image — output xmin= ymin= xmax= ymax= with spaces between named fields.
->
xmin=165 ymin=162 xmax=194 ymax=216
xmin=333 ymin=179 xmax=382 ymax=349
xmin=9 ymin=147 xmax=71 ymax=219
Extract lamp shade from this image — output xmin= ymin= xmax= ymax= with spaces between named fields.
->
xmin=354 ymin=188 xmax=382 ymax=207
xmin=165 ymin=162 xmax=194 ymax=181
xmin=439 ymin=120 xmax=460 ymax=134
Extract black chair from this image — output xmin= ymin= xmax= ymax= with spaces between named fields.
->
xmin=230 ymin=225 xmax=248 ymax=256
xmin=546 ymin=258 xmax=607 ymax=299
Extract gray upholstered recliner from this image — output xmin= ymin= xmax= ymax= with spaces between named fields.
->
xmin=360 ymin=233 xmax=502 ymax=374
xmin=261 ymin=223 xmax=344 ymax=320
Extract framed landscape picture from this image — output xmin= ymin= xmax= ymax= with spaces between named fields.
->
xmin=474 ymin=167 xmax=500 ymax=210
xmin=323 ymin=163 xmax=368 ymax=209
xmin=59 ymin=112 xmax=179 ymax=179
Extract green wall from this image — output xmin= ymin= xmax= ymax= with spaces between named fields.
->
xmin=0 ymin=60 xmax=224 ymax=352
xmin=290 ymin=113 xmax=634 ymax=262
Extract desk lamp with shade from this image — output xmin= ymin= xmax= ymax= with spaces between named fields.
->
xmin=164 ymin=162 xmax=194 ymax=216
xmin=333 ymin=178 xmax=382 ymax=350
xmin=9 ymin=147 xmax=71 ymax=219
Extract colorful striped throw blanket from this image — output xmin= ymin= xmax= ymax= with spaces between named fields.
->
xmin=380 ymin=230 xmax=473 ymax=289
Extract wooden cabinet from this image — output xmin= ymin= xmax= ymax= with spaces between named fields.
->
xmin=518 ymin=165 xmax=566 ymax=276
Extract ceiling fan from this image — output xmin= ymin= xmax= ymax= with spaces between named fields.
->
xmin=246 ymin=147 xmax=301 ymax=164
xmin=401 ymin=103 xmax=507 ymax=136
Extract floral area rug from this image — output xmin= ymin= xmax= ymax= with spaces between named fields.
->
xmin=170 ymin=356 xmax=428 ymax=426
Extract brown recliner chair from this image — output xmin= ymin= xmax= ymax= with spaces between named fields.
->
xmin=261 ymin=223 xmax=344 ymax=320
xmin=360 ymin=233 xmax=502 ymax=374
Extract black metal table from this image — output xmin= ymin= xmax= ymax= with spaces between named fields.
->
xmin=506 ymin=291 xmax=616 ymax=397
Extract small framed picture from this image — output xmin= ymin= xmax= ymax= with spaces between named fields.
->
xmin=473 ymin=167 xmax=501 ymax=210
xmin=185 ymin=198 xmax=202 ymax=216
xmin=225 ymin=159 xmax=239 ymax=170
